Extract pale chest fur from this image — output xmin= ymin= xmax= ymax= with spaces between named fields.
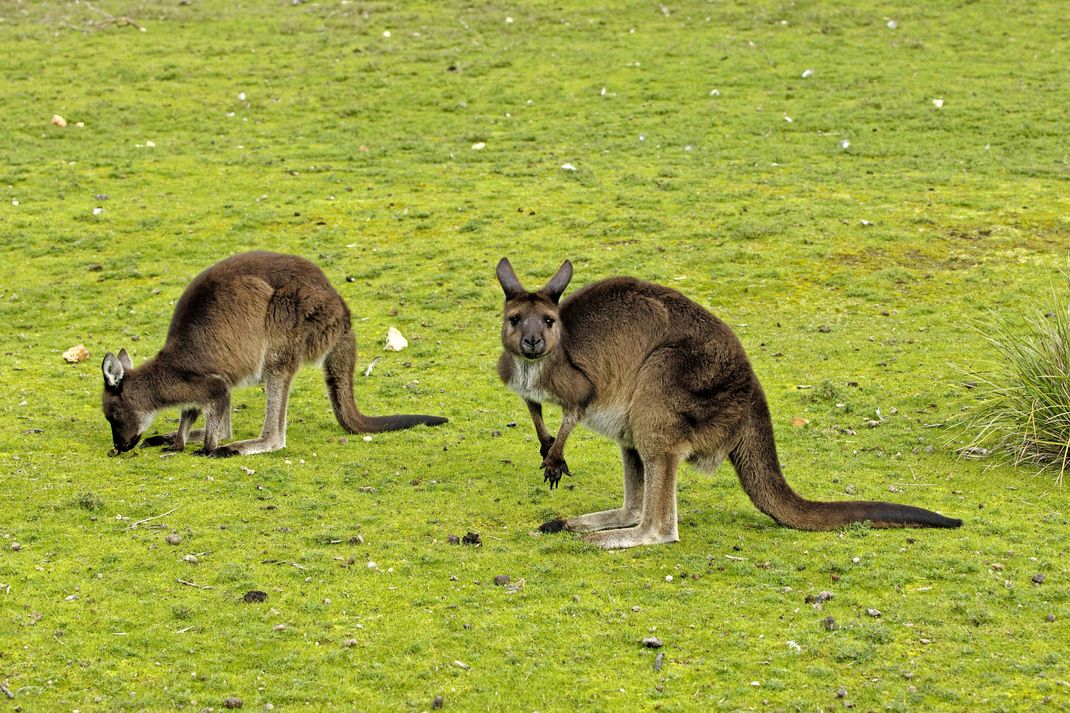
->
xmin=506 ymin=358 xmax=558 ymax=405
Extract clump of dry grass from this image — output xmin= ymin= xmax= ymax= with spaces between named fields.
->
xmin=960 ymin=278 xmax=1070 ymax=482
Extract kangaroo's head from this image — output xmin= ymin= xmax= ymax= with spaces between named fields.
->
xmin=496 ymin=258 xmax=573 ymax=361
xmin=101 ymin=349 xmax=154 ymax=454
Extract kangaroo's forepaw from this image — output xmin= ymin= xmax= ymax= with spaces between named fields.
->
xmin=209 ymin=445 xmax=240 ymax=458
xmin=541 ymin=456 xmax=571 ymax=490
xmin=538 ymin=518 xmax=568 ymax=534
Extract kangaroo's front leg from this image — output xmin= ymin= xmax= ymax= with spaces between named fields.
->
xmin=525 ymin=400 xmax=556 ymax=460
xmin=541 ymin=407 xmax=582 ymax=489
xmin=143 ymin=407 xmax=203 ymax=451
xmin=197 ymin=390 xmax=232 ymax=455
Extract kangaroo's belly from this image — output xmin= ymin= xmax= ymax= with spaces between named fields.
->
xmin=582 ymin=404 xmax=633 ymax=446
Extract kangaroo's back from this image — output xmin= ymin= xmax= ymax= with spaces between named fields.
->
xmin=161 ymin=251 xmax=349 ymax=379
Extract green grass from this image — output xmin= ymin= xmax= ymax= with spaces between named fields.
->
xmin=1 ymin=1 xmax=1068 ymax=710
xmin=959 ymin=278 xmax=1070 ymax=481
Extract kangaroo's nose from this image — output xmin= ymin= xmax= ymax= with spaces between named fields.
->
xmin=521 ymin=335 xmax=545 ymax=353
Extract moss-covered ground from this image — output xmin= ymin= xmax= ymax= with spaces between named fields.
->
xmin=1 ymin=1 xmax=1068 ymax=710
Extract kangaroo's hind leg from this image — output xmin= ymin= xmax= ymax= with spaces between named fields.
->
xmin=540 ymin=446 xmax=644 ymax=534
xmin=143 ymin=407 xmax=204 ymax=451
xmin=582 ymin=451 xmax=682 ymax=549
xmin=208 ymin=365 xmax=295 ymax=457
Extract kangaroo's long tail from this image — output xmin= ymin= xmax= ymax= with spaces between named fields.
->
xmin=728 ymin=382 xmax=961 ymax=530
xmin=323 ymin=327 xmax=448 ymax=434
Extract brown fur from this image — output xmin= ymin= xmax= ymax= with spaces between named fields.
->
xmin=101 ymin=251 xmax=446 ymax=457
xmin=495 ymin=258 xmax=961 ymax=549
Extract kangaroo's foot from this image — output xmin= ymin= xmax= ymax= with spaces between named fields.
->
xmin=582 ymin=525 xmax=678 ymax=550
xmin=540 ymin=507 xmax=641 ymax=535
xmin=206 ymin=438 xmax=285 ymax=457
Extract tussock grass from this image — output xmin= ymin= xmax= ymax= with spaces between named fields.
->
xmin=960 ymin=277 xmax=1070 ymax=482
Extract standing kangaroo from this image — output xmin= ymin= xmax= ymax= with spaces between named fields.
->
xmin=495 ymin=258 xmax=961 ymax=549
xmin=101 ymin=251 xmax=447 ymax=457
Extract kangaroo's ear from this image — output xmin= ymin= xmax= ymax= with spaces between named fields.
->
xmin=542 ymin=260 xmax=573 ymax=303
xmin=117 ymin=348 xmax=133 ymax=370
xmin=496 ymin=258 xmax=525 ymax=299
xmin=102 ymin=352 xmax=126 ymax=390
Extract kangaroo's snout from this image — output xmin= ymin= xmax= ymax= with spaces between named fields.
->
xmin=113 ymin=434 xmax=141 ymax=453
xmin=521 ymin=334 xmax=545 ymax=357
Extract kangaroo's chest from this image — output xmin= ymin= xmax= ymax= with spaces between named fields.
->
xmin=507 ymin=359 xmax=558 ymax=405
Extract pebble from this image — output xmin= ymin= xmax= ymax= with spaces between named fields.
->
xmin=494 ymin=574 xmax=511 ymax=586
xmin=165 ymin=533 xmax=182 ymax=545
xmin=865 ymin=608 xmax=882 ymax=618
xmin=432 ymin=695 xmax=444 ymax=709
xmin=642 ymin=637 xmax=663 ymax=649
xmin=1032 ymin=573 xmax=1046 ymax=585
xmin=10 ymin=542 xmax=21 ymax=552
xmin=223 ymin=698 xmax=243 ymax=709
xmin=823 ymin=616 xmax=836 ymax=631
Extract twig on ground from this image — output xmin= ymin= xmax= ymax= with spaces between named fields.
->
xmin=176 ymin=578 xmax=213 ymax=590
xmin=130 ymin=507 xmax=180 ymax=529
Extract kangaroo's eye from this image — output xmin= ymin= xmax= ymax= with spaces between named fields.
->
xmin=508 ymin=316 xmax=521 ymax=327
xmin=543 ymin=317 xmax=555 ymax=327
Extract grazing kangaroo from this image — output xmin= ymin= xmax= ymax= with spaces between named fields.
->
xmin=101 ymin=251 xmax=447 ymax=457
xmin=495 ymin=258 xmax=961 ymax=549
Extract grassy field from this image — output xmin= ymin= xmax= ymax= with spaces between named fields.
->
xmin=1 ymin=1 xmax=1068 ymax=710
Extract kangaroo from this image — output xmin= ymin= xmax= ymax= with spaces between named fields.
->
xmin=495 ymin=258 xmax=961 ymax=549
xmin=101 ymin=251 xmax=447 ymax=457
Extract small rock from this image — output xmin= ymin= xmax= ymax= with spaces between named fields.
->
xmin=432 ymin=695 xmax=444 ymax=709
xmin=242 ymin=590 xmax=268 ymax=603
xmin=493 ymin=574 xmax=510 ymax=586
xmin=654 ymin=652 xmax=664 ymax=671
xmin=183 ymin=554 xmax=199 ymax=564
xmin=62 ymin=344 xmax=91 ymax=363
xmin=817 ymin=325 xmax=831 ymax=333
xmin=453 ymin=660 xmax=470 ymax=671
xmin=642 ymin=637 xmax=663 ymax=649
xmin=1032 ymin=573 xmax=1046 ymax=585
xmin=51 ymin=114 xmax=67 ymax=128
xmin=165 ymin=533 xmax=182 ymax=545
xmin=1046 ymin=613 xmax=1055 ymax=623
xmin=991 ymin=563 xmax=1004 ymax=571
xmin=384 ymin=327 xmax=408 ymax=352
xmin=343 ymin=638 xmax=357 ymax=647
xmin=864 ymin=419 xmax=881 ymax=428
xmin=836 ymin=687 xmax=847 ymax=698
xmin=461 ymin=532 xmax=481 ymax=546
xmin=823 ymin=616 xmax=836 ymax=631
xmin=10 ymin=542 xmax=21 ymax=552
xmin=447 ymin=534 xmax=460 ymax=545
xmin=560 ymin=163 xmax=577 ymax=171
xmin=471 ymin=142 xmax=486 ymax=150
xmin=865 ymin=608 xmax=881 ymax=618
xmin=490 ymin=430 xmax=502 ymax=438
xmin=223 ymin=697 xmax=243 ymax=709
